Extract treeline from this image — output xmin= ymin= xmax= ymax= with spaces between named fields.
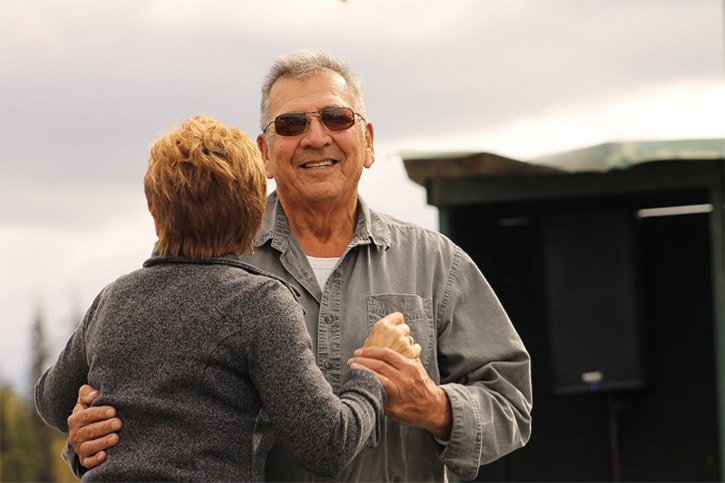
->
xmin=1 ymin=306 xmax=79 ymax=482
xmin=1 ymin=384 xmax=76 ymax=482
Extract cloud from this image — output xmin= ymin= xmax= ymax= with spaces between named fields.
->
xmin=139 ymin=0 xmax=481 ymax=41
xmin=0 ymin=198 xmax=156 ymax=396
xmin=1 ymin=0 xmax=723 ymax=396
xmin=390 ymin=78 xmax=725 ymax=159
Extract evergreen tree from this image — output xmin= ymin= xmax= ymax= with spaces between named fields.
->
xmin=29 ymin=305 xmax=56 ymax=482
xmin=0 ymin=384 xmax=41 ymax=481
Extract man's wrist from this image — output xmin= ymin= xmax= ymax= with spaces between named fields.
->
xmin=428 ymin=387 xmax=453 ymax=441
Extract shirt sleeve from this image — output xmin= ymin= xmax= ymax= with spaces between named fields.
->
xmin=62 ymin=440 xmax=87 ymax=478
xmin=435 ymin=247 xmax=533 ymax=480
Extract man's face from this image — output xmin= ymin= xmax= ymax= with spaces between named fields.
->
xmin=257 ymin=69 xmax=374 ymax=209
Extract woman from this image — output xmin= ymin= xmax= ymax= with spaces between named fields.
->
xmin=35 ymin=115 xmax=416 ymax=481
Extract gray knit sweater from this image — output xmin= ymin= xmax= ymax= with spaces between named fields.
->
xmin=35 ymin=254 xmax=384 ymax=481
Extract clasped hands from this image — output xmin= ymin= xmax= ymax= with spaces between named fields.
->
xmin=358 ymin=311 xmax=422 ymax=359
xmin=348 ymin=312 xmax=452 ymax=441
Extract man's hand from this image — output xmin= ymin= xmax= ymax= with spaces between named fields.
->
xmin=68 ymin=385 xmax=122 ymax=469
xmin=347 ymin=347 xmax=452 ymax=441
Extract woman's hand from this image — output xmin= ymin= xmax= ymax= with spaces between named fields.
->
xmin=362 ymin=312 xmax=421 ymax=359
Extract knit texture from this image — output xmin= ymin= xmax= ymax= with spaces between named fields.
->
xmin=35 ymin=255 xmax=384 ymax=481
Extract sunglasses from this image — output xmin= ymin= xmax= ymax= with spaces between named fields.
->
xmin=263 ymin=106 xmax=365 ymax=137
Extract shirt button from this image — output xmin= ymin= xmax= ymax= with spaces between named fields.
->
xmin=324 ymin=314 xmax=333 ymax=324
xmin=323 ymin=360 xmax=334 ymax=370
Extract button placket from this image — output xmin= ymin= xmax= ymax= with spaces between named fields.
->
xmin=318 ymin=267 xmax=343 ymax=391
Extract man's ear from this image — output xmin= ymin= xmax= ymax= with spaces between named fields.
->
xmin=363 ymin=122 xmax=375 ymax=169
xmin=257 ymin=134 xmax=274 ymax=179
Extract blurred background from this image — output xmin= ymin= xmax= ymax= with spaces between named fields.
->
xmin=1 ymin=0 xmax=723 ymax=480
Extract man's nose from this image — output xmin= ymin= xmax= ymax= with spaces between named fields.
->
xmin=300 ymin=115 xmax=331 ymax=147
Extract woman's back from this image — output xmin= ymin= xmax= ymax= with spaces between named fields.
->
xmin=36 ymin=255 xmax=384 ymax=481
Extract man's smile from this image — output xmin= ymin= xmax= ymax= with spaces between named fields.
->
xmin=301 ymin=159 xmax=337 ymax=169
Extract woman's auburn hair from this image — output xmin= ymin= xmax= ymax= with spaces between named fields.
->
xmin=144 ymin=114 xmax=266 ymax=260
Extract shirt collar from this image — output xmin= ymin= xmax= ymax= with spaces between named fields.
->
xmin=254 ymin=191 xmax=391 ymax=251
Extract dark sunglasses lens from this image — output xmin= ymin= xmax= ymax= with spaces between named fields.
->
xmin=273 ymin=108 xmax=357 ymax=136
xmin=321 ymin=107 xmax=356 ymax=131
xmin=275 ymin=114 xmax=308 ymax=136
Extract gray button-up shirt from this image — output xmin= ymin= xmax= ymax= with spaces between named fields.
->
xmin=245 ymin=192 xmax=532 ymax=482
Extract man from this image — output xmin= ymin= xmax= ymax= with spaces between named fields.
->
xmin=66 ymin=49 xmax=532 ymax=481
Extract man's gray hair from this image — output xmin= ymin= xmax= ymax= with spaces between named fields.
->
xmin=259 ymin=49 xmax=366 ymax=132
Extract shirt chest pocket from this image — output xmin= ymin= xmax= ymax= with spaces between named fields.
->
xmin=366 ymin=294 xmax=434 ymax=368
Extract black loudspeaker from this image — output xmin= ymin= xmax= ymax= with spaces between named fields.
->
xmin=542 ymin=209 xmax=646 ymax=394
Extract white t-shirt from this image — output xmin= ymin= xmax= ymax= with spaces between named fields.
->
xmin=307 ymin=256 xmax=340 ymax=289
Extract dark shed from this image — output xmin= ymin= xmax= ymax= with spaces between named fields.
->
xmin=404 ymin=138 xmax=724 ymax=482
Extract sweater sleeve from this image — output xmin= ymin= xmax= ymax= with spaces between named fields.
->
xmin=34 ymin=297 xmax=97 ymax=432
xmin=245 ymin=281 xmax=386 ymax=477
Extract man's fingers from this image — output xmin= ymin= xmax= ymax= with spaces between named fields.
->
xmin=348 ymin=352 xmax=406 ymax=377
xmin=78 ymin=384 xmax=100 ymax=406
xmin=350 ymin=362 xmax=395 ymax=392
xmin=69 ymin=418 xmax=122 ymax=454
xmin=353 ymin=346 xmax=408 ymax=366
xmin=79 ymin=450 xmax=107 ymax=470
xmin=69 ymin=405 xmax=117 ymax=427
xmin=71 ymin=417 xmax=123 ymax=440
xmin=77 ymin=432 xmax=120 ymax=457
xmin=71 ymin=420 xmax=121 ymax=469
xmin=68 ymin=406 xmax=122 ymax=453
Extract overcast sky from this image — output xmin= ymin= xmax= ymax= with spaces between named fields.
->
xmin=1 ymin=0 xmax=724 ymax=397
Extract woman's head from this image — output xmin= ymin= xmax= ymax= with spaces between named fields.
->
xmin=144 ymin=115 xmax=266 ymax=260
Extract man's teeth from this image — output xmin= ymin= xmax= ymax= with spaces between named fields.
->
xmin=303 ymin=160 xmax=334 ymax=168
